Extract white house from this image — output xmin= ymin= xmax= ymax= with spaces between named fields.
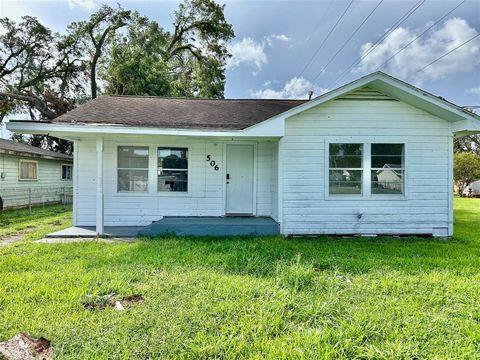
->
xmin=0 ymin=139 xmax=73 ymax=210
xmin=7 ymin=72 xmax=480 ymax=237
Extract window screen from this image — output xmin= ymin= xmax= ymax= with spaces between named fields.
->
xmin=329 ymin=143 xmax=363 ymax=195
xmin=62 ymin=164 xmax=72 ymax=180
xmin=117 ymin=146 xmax=149 ymax=192
xmin=371 ymin=144 xmax=404 ymax=195
xmin=19 ymin=161 xmax=37 ymax=180
xmin=158 ymin=147 xmax=188 ymax=192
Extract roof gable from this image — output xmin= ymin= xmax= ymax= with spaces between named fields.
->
xmin=260 ymin=72 xmax=480 ymax=127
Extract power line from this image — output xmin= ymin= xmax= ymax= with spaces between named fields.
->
xmin=331 ymin=0 xmax=426 ymax=87
xmin=311 ymin=0 xmax=384 ymax=84
xmin=291 ymin=0 xmax=355 ymax=88
xmin=377 ymin=0 xmax=466 ymax=71
xmin=417 ymin=33 xmax=480 ymax=73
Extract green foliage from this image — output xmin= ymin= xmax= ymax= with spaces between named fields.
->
xmin=1 ymin=0 xmax=234 ymax=154
xmin=1 ymin=199 xmax=480 ymax=358
xmin=454 ymin=152 xmax=480 ymax=196
xmin=103 ymin=0 xmax=234 ymax=98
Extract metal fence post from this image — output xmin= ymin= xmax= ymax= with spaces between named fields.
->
xmin=28 ymin=188 xmax=32 ymax=214
xmin=63 ymin=186 xmax=66 ymax=208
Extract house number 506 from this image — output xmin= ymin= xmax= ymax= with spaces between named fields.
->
xmin=206 ymin=155 xmax=219 ymax=171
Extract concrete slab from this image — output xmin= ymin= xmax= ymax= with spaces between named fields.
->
xmin=46 ymin=226 xmax=143 ymax=238
xmin=139 ymin=216 xmax=279 ymax=237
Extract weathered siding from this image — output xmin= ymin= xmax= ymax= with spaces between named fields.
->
xmin=281 ymin=88 xmax=452 ymax=236
xmin=74 ymin=136 xmax=278 ymax=226
xmin=0 ymin=153 xmax=72 ymax=209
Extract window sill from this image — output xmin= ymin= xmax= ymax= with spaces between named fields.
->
xmin=325 ymin=194 xmax=407 ymax=201
xmin=18 ymin=179 xmax=38 ymax=182
xmin=113 ymin=191 xmax=192 ymax=197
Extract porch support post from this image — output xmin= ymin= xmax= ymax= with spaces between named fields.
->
xmin=96 ymin=136 xmax=104 ymax=235
xmin=277 ymin=138 xmax=284 ymax=234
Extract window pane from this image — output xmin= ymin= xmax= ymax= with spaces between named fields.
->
xmin=20 ymin=162 xmax=37 ymax=179
xmin=158 ymin=170 xmax=188 ymax=192
xmin=20 ymin=163 xmax=29 ymax=179
xmin=158 ymin=147 xmax=188 ymax=192
xmin=371 ymin=144 xmax=404 ymax=195
xmin=371 ymin=170 xmax=403 ymax=194
xmin=329 ymin=170 xmax=362 ymax=195
xmin=118 ymin=146 xmax=149 ymax=168
xmin=118 ymin=170 xmax=148 ymax=192
xmin=62 ymin=165 xmax=72 ymax=180
xmin=371 ymin=144 xmax=404 ymax=168
xmin=158 ymin=147 xmax=188 ymax=169
xmin=329 ymin=143 xmax=363 ymax=168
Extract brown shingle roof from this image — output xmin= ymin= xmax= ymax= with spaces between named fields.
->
xmin=0 ymin=138 xmax=73 ymax=161
xmin=50 ymin=96 xmax=308 ymax=130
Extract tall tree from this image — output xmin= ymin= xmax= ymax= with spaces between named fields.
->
xmin=454 ymin=152 xmax=480 ymax=196
xmin=0 ymin=0 xmax=234 ymax=154
xmin=103 ymin=0 xmax=234 ymax=98
xmin=455 ymin=135 xmax=480 ymax=155
xmin=69 ymin=5 xmax=131 ymax=99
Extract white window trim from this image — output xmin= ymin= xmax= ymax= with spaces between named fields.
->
xmin=61 ymin=163 xmax=73 ymax=181
xmin=157 ymin=146 xmax=191 ymax=195
xmin=325 ymin=140 xmax=407 ymax=201
xmin=116 ymin=145 xmax=150 ymax=193
xmin=18 ymin=159 xmax=38 ymax=181
xmin=113 ymin=142 xmax=192 ymax=197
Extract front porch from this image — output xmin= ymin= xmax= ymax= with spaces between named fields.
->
xmin=47 ymin=216 xmax=280 ymax=238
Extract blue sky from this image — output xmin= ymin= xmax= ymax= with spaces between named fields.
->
xmin=1 ymin=0 xmax=479 ymax=108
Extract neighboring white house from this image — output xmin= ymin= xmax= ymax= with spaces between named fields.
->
xmin=0 ymin=139 xmax=73 ymax=210
xmin=7 ymin=72 xmax=480 ymax=237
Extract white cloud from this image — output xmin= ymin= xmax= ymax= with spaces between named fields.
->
xmin=68 ymin=0 xmax=96 ymax=11
xmin=356 ymin=18 xmax=480 ymax=81
xmin=252 ymin=77 xmax=329 ymax=100
xmin=265 ymin=34 xmax=291 ymax=47
xmin=467 ymin=86 xmax=480 ymax=96
xmin=227 ymin=37 xmax=267 ymax=74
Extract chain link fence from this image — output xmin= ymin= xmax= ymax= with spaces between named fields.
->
xmin=0 ymin=186 xmax=73 ymax=212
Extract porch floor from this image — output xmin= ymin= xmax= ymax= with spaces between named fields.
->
xmin=47 ymin=217 xmax=280 ymax=238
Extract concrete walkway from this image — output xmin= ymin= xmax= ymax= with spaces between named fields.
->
xmin=46 ymin=226 xmax=143 ymax=238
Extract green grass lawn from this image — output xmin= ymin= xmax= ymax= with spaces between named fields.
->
xmin=1 ymin=199 xmax=480 ymax=359
xmin=0 ymin=205 xmax=72 ymax=241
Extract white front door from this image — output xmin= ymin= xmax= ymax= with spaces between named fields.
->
xmin=226 ymin=144 xmax=254 ymax=215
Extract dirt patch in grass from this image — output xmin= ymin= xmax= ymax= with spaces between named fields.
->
xmin=83 ymin=293 xmax=144 ymax=311
xmin=0 ymin=231 xmax=27 ymax=246
xmin=0 ymin=332 xmax=53 ymax=360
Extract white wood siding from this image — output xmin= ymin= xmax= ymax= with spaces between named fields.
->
xmin=74 ymin=136 xmax=278 ymax=226
xmin=281 ymin=89 xmax=452 ymax=237
xmin=0 ymin=153 xmax=72 ymax=209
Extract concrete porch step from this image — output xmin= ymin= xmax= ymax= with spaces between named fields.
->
xmin=138 ymin=216 xmax=280 ymax=237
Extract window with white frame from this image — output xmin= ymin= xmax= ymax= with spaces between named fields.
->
xmin=158 ymin=147 xmax=188 ymax=192
xmin=329 ymin=143 xmax=363 ymax=195
xmin=328 ymin=143 xmax=405 ymax=197
xmin=371 ymin=144 xmax=404 ymax=195
xmin=117 ymin=146 xmax=149 ymax=192
xmin=19 ymin=160 xmax=37 ymax=180
xmin=61 ymin=164 xmax=72 ymax=180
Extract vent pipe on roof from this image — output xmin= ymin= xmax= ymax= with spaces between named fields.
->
xmin=308 ymin=91 xmax=313 ymax=100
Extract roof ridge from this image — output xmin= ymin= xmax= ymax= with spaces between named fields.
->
xmin=104 ymin=95 xmax=308 ymax=101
